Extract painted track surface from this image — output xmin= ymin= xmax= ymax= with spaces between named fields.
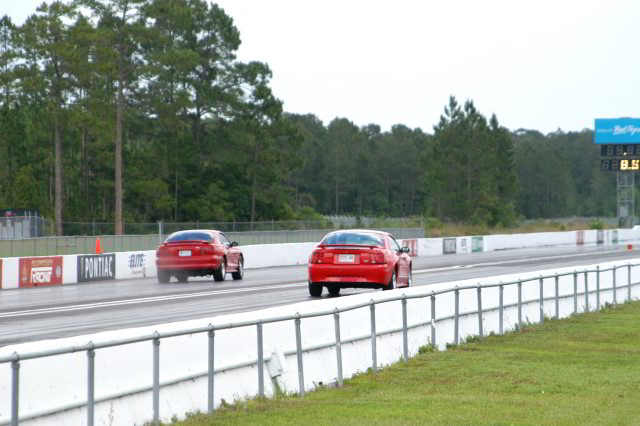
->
xmin=1 ymin=245 xmax=638 ymax=346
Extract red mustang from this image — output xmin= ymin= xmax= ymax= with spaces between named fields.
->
xmin=155 ymin=230 xmax=243 ymax=283
xmin=307 ymin=230 xmax=412 ymax=297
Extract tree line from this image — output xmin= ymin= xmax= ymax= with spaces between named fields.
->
xmin=0 ymin=1 xmax=617 ymax=235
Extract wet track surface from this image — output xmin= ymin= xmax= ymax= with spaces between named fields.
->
xmin=1 ymin=245 xmax=639 ymax=346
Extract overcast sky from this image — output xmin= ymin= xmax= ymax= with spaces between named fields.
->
xmin=5 ymin=0 xmax=640 ymax=133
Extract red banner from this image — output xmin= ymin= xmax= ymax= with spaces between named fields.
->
xmin=19 ymin=257 xmax=63 ymax=288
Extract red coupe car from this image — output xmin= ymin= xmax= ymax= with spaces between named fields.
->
xmin=307 ymin=229 xmax=412 ymax=297
xmin=155 ymin=230 xmax=243 ymax=283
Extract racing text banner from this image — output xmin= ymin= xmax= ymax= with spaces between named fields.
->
xmin=19 ymin=257 xmax=63 ymax=287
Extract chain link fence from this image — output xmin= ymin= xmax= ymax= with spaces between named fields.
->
xmin=0 ymin=227 xmax=425 ymax=258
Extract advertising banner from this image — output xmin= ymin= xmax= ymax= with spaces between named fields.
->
xmin=19 ymin=257 xmax=63 ymax=288
xmin=471 ymin=236 xmax=484 ymax=252
xmin=576 ymin=230 xmax=585 ymax=245
xmin=612 ymin=230 xmax=618 ymax=244
xmin=443 ymin=238 xmax=457 ymax=254
xmin=597 ymin=230 xmax=604 ymax=245
xmin=77 ymin=254 xmax=116 ymax=283
xmin=115 ymin=250 xmax=157 ymax=280
xmin=594 ymin=118 xmax=640 ymax=144
xmin=127 ymin=252 xmax=148 ymax=278
xmin=459 ymin=238 xmax=468 ymax=253
xmin=0 ymin=259 xmax=3 ymax=289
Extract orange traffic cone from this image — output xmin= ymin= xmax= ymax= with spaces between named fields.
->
xmin=95 ymin=237 xmax=102 ymax=254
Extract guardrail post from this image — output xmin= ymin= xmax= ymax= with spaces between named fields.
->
xmin=573 ymin=271 xmax=578 ymax=314
xmin=517 ymin=280 xmax=522 ymax=327
xmin=295 ymin=315 xmax=305 ymax=396
xmin=476 ymin=284 xmax=483 ymax=339
xmin=613 ymin=265 xmax=617 ymax=305
xmin=454 ymin=287 xmax=459 ymax=345
xmin=499 ymin=283 xmax=504 ymax=334
xmin=257 ymin=322 xmax=264 ymax=397
xmin=152 ymin=335 xmax=160 ymax=425
xmin=596 ymin=265 xmax=601 ymax=309
xmin=554 ymin=274 xmax=560 ymax=319
xmin=539 ymin=276 xmax=544 ymax=324
xmin=402 ymin=296 xmax=408 ymax=362
xmin=207 ymin=328 xmax=215 ymax=413
xmin=11 ymin=357 xmax=19 ymax=426
xmin=430 ymin=292 xmax=436 ymax=349
xmin=584 ymin=271 xmax=589 ymax=313
xmin=334 ymin=309 xmax=343 ymax=386
xmin=628 ymin=264 xmax=632 ymax=302
xmin=370 ymin=301 xmax=377 ymax=371
xmin=87 ymin=345 xmax=95 ymax=426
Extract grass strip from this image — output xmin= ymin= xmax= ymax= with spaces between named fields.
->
xmin=172 ymin=302 xmax=640 ymax=426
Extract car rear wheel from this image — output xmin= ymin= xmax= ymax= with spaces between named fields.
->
xmin=383 ymin=269 xmax=397 ymax=291
xmin=309 ymin=281 xmax=323 ymax=297
xmin=407 ymin=268 xmax=412 ymax=287
xmin=213 ymin=259 xmax=226 ymax=282
xmin=158 ymin=270 xmax=170 ymax=283
xmin=231 ymin=258 xmax=244 ymax=280
xmin=176 ymin=271 xmax=189 ymax=283
xmin=327 ymin=286 xmax=340 ymax=295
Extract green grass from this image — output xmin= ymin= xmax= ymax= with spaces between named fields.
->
xmin=171 ymin=302 xmax=640 ymax=426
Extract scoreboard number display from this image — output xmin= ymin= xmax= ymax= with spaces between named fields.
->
xmin=601 ymin=159 xmax=640 ymax=171
xmin=600 ymin=145 xmax=640 ymax=156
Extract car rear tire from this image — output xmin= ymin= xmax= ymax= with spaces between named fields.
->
xmin=231 ymin=257 xmax=244 ymax=280
xmin=176 ymin=271 xmax=189 ymax=283
xmin=383 ymin=269 xmax=397 ymax=291
xmin=309 ymin=281 xmax=323 ymax=297
xmin=407 ymin=268 xmax=412 ymax=287
xmin=213 ymin=259 xmax=226 ymax=282
xmin=327 ymin=286 xmax=340 ymax=295
xmin=158 ymin=270 xmax=170 ymax=283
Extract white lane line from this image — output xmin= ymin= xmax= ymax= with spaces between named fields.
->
xmin=0 ymin=283 xmax=307 ymax=319
xmin=413 ymin=250 xmax=631 ymax=274
xmin=2 ymin=249 xmax=632 ymax=318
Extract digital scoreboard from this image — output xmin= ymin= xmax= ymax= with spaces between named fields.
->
xmin=601 ymin=159 xmax=640 ymax=171
xmin=596 ymin=119 xmax=640 ymax=172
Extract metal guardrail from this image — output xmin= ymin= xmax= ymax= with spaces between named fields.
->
xmin=0 ymin=228 xmax=424 ymax=258
xmin=1 ymin=262 xmax=637 ymax=426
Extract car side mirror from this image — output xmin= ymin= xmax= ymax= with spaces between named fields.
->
xmin=230 ymin=241 xmax=239 ymax=247
xmin=401 ymin=246 xmax=410 ymax=253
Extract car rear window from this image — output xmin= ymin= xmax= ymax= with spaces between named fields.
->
xmin=321 ymin=232 xmax=385 ymax=247
xmin=166 ymin=232 xmax=214 ymax=243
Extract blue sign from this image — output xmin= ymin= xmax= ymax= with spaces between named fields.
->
xmin=594 ymin=118 xmax=640 ymax=144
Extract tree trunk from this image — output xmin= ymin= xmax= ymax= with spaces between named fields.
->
xmin=54 ymin=113 xmax=63 ymax=236
xmin=115 ymin=54 xmax=124 ymax=235
xmin=250 ymin=137 xmax=260 ymax=228
xmin=174 ymin=165 xmax=178 ymax=221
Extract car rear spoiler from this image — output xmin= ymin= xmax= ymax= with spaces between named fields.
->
xmin=316 ymin=244 xmax=382 ymax=250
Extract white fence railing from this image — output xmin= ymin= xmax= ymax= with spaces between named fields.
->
xmin=1 ymin=259 xmax=639 ymax=425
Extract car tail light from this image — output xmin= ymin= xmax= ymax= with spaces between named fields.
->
xmin=370 ymin=253 xmax=385 ymax=264
xmin=322 ymin=252 xmax=334 ymax=264
xmin=310 ymin=252 xmax=321 ymax=263
xmin=200 ymin=245 xmax=214 ymax=255
xmin=157 ymin=246 xmax=169 ymax=257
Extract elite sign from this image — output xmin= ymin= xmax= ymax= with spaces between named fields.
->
xmin=77 ymin=254 xmax=116 ymax=283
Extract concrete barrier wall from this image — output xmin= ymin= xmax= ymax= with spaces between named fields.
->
xmin=1 ymin=229 xmax=639 ymax=290
xmin=1 ymin=258 xmax=638 ymax=425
